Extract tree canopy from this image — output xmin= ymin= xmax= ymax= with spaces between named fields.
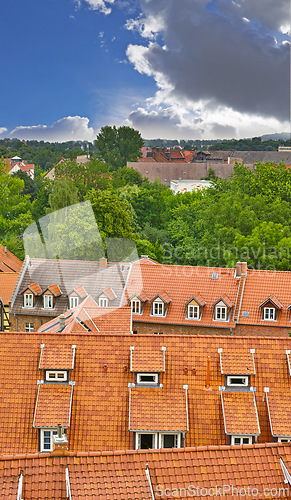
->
xmin=95 ymin=125 xmax=144 ymax=170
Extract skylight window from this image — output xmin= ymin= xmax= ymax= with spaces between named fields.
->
xmin=136 ymin=373 xmax=159 ymax=385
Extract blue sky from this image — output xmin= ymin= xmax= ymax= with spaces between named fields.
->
xmin=0 ymin=0 xmax=289 ymax=141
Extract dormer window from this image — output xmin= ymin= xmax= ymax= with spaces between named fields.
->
xmin=187 ymin=304 xmax=199 ymax=320
xmin=40 ymin=428 xmax=58 ymax=452
xmin=227 ymin=376 xmax=249 ymax=387
xmin=215 ymin=305 xmax=227 ymax=321
xmin=69 ymin=296 xmax=79 ymax=309
xmin=136 ymin=373 xmax=159 ymax=386
xmin=24 ymin=293 xmax=33 ymax=308
xmin=153 ymin=301 xmax=164 ymax=316
xmin=43 ymin=294 xmax=53 ymax=309
xmin=99 ymin=297 xmax=108 ymax=307
xmin=262 ymin=307 xmax=276 ymax=321
xmin=45 ymin=370 xmax=68 ymax=382
xmin=131 ymin=299 xmax=141 ymax=314
xmin=231 ymin=435 xmax=252 ymax=445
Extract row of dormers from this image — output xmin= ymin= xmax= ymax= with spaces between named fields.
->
xmin=128 ymin=292 xmax=291 ymax=322
xmin=21 ymin=283 xmax=117 ymax=311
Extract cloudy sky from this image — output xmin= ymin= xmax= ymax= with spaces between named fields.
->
xmin=0 ymin=0 xmax=289 ymax=141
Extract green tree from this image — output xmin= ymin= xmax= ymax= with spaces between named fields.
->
xmin=95 ymin=125 xmax=144 ymax=170
xmin=12 ymin=170 xmax=37 ymax=201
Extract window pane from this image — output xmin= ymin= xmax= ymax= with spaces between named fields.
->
xmin=163 ymin=435 xmax=176 ymax=448
xmin=139 ymin=375 xmax=155 ymax=382
xmin=234 ymin=438 xmax=241 ymax=445
xmin=140 ymin=434 xmax=154 ymax=449
xmin=243 ymin=437 xmax=250 ymax=444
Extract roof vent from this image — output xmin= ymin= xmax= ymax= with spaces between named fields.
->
xmin=211 ymin=272 xmax=218 ymax=279
xmin=242 ymin=311 xmax=249 ymax=318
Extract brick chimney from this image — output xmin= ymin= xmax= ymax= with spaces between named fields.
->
xmin=236 ymin=262 xmax=242 ymax=277
xmin=59 ymin=314 xmax=66 ymax=331
xmin=99 ymin=257 xmax=107 ymax=269
xmin=241 ymin=262 xmax=247 ymax=274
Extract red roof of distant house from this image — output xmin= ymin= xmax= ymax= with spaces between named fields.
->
xmin=0 ymin=245 xmax=22 ymax=273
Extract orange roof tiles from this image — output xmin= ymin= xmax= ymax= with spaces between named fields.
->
xmin=130 ymin=345 xmax=166 ymax=372
xmin=219 ymin=349 xmax=256 ymax=375
xmin=0 ymin=244 xmax=22 ymax=273
xmin=150 ymin=291 xmax=172 ymax=303
xmin=185 ymin=294 xmax=206 ymax=307
xmin=71 ymin=285 xmax=88 ymax=298
xmin=266 ymin=391 xmax=291 ymax=437
xmin=45 ymin=284 xmax=62 ymax=296
xmin=22 ymin=282 xmax=42 ymax=295
xmin=129 ymin=387 xmax=188 ymax=432
xmin=102 ymin=286 xmax=117 ymax=300
xmin=0 ymin=333 xmax=290 ymax=455
xmin=33 ymin=383 xmax=73 ymax=428
xmin=1 ymin=443 xmax=290 ymax=499
xmin=212 ymin=294 xmax=234 ymax=308
xmin=221 ymin=391 xmax=260 ymax=435
xmin=0 ymin=273 xmax=18 ymax=304
xmin=39 ymin=344 xmax=76 ymax=369
xmin=259 ymin=294 xmax=283 ymax=309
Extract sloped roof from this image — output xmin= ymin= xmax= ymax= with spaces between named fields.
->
xmin=43 ymin=284 xmax=62 ymax=297
xmin=185 ymin=294 xmax=206 ymax=307
xmin=0 ymin=443 xmax=290 ymax=499
xmin=221 ymin=391 xmax=260 ymax=435
xmin=219 ymin=349 xmax=255 ymax=375
xmin=33 ymin=384 xmax=73 ymax=428
xmin=124 ymin=262 xmax=238 ymax=328
xmin=39 ymin=344 xmax=76 ymax=369
xmin=150 ymin=291 xmax=172 ymax=304
xmin=0 ymin=333 xmax=290 ymax=454
xmin=69 ymin=285 xmax=88 ymax=298
xmin=129 ymin=387 xmax=188 ymax=432
xmin=97 ymin=286 xmax=117 ymax=300
xmin=0 ymin=245 xmax=22 ymax=273
xmin=130 ymin=345 xmax=166 ymax=372
xmin=21 ymin=282 xmax=42 ymax=295
xmin=266 ymin=391 xmax=291 ymax=437
xmin=212 ymin=295 xmax=233 ymax=308
xmin=259 ymin=294 xmax=283 ymax=309
xmin=0 ymin=273 xmax=18 ymax=304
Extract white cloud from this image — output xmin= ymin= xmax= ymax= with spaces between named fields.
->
xmin=9 ymin=116 xmax=95 ymax=142
xmin=82 ymin=0 xmax=115 ymax=15
xmin=0 ymin=127 xmax=8 ymax=136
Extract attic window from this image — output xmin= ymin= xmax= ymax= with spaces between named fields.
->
xmin=45 ymin=370 xmax=68 ymax=382
xmin=99 ymin=297 xmax=108 ymax=307
xmin=152 ymin=301 xmax=164 ymax=316
xmin=69 ymin=296 xmax=79 ymax=309
xmin=278 ymin=437 xmax=291 ymax=443
xmin=131 ymin=299 xmax=141 ymax=314
xmin=43 ymin=294 xmax=53 ymax=309
xmin=40 ymin=428 xmax=59 ymax=452
xmin=136 ymin=373 xmax=159 ymax=385
xmin=24 ymin=293 xmax=33 ymax=308
xmin=231 ymin=435 xmax=252 ymax=445
xmin=227 ymin=376 xmax=249 ymax=387
xmin=187 ymin=305 xmax=199 ymax=320
xmin=262 ymin=307 xmax=276 ymax=321
xmin=215 ymin=305 xmax=227 ymax=321
xmin=135 ymin=432 xmax=181 ymax=450
xmin=211 ymin=273 xmax=218 ymax=279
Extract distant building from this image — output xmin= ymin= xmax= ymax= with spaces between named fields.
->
xmin=170 ymin=179 xmax=212 ymax=194
xmin=4 ymin=156 xmax=35 ymax=179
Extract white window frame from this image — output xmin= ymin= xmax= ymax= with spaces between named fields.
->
xmin=231 ymin=435 xmax=252 ymax=446
xmin=45 ymin=370 xmax=68 ymax=382
xmin=25 ymin=323 xmax=34 ymax=332
xmin=69 ymin=296 xmax=79 ymax=309
xmin=152 ymin=301 xmax=165 ymax=317
xmin=131 ymin=299 xmax=141 ymax=315
xmin=40 ymin=428 xmax=58 ymax=452
xmin=136 ymin=373 xmax=159 ymax=385
xmin=136 ymin=432 xmax=158 ymax=450
xmin=215 ymin=305 xmax=228 ymax=321
xmin=159 ymin=433 xmax=181 ymax=449
xmin=24 ymin=293 xmax=33 ymax=308
xmin=226 ymin=376 xmax=249 ymax=387
xmin=278 ymin=437 xmax=291 ymax=443
xmin=99 ymin=297 xmax=108 ymax=307
xmin=187 ymin=304 xmax=200 ymax=320
xmin=263 ymin=307 xmax=276 ymax=321
xmin=43 ymin=294 xmax=53 ymax=309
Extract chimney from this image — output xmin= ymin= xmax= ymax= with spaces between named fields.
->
xmin=59 ymin=314 xmax=66 ymax=331
xmin=241 ymin=262 xmax=247 ymax=274
xmin=4 ymin=246 xmax=7 ymax=254
xmin=99 ymin=257 xmax=107 ymax=269
xmin=51 ymin=424 xmax=68 ymax=455
xmin=236 ymin=262 xmax=242 ymax=277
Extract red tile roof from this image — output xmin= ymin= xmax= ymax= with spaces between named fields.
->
xmin=102 ymin=286 xmax=117 ymax=300
xmin=221 ymin=391 xmax=260 ymax=435
xmin=259 ymin=294 xmax=283 ymax=309
xmin=129 ymin=387 xmax=188 ymax=432
xmin=39 ymin=344 xmax=76 ymax=369
xmin=44 ymin=284 xmax=62 ymax=296
xmin=266 ymin=391 xmax=291 ymax=437
xmin=33 ymin=384 xmax=73 ymax=428
xmin=0 ymin=273 xmax=18 ymax=304
xmin=0 ymin=443 xmax=290 ymax=499
xmin=130 ymin=345 xmax=166 ymax=372
xmin=219 ymin=349 xmax=255 ymax=375
xmin=0 ymin=245 xmax=22 ymax=273
xmin=22 ymin=282 xmax=42 ymax=295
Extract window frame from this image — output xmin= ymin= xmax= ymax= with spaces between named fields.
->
xmin=131 ymin=299 xmax=141 ymax=315
xmin=136 ymin=373 xmax=159 ymax=386
xmin=24 ymin=293 xmax=34 ymax=308
xmin=69 ymin=296 xmax=79 ymax=309
xmin=135 ymin=432 xmax=158 ymax=450
xmin=187 ymin=304 xmax=200 ymax=320
xmin=231 ymin=435 xmax=252 ymax=446
xmin=43 ymin=294 xmax=53 ymax=309
xmin=214 ymin=305 xmax=228 ymax=321
xmin=135 ymin=432 xmax=181 ymax=450
xmin=24 ymin=322 xmax=34 ymax=332
xmin=152 ymin=301 xmax=165 ymax=317
xmin=262 ymin=307 xmax=276 ymax=321
xmin=226 ymin=375 xmax=249 ymax=387
xmin=159 ymin=433 xmax=181 ymax=449
xmin=278 ymin=437 xmax=291 ymax=443
xmin=40 ymin=428 xmax=58 ymax=452
xmin=99 ymin=297 xmax=108 ymax=307
xmin=45 ymin=370 xmax=68 ymax=382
